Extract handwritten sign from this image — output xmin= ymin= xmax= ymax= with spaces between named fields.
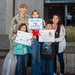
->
xmin=15 ymin=30 xmax=33 ymax=46
xmin=28 ymin=18 xmax=43 ymax=30
xmin=39 ymin=30 xmax=55 ymax=42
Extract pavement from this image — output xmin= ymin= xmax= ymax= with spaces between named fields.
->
xmin=0 ymin=58 xmax=4 ymax=75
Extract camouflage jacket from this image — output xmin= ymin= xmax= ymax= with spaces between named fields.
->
xmin=9 ymin=14 xmax=30 ymax=45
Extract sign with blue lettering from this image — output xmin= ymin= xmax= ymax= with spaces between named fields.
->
xmin=15 ymin=30 xmax=33 ymax=46
xmin=28 ymin=18 xmax=43 ymax=30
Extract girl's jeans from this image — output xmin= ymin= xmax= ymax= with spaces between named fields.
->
xmin=54 ymin=44 xmax=64 ymax=74
xmin=41 ymin=59 xmax=54 ymax=75
xmin=32 ymin=39 xmax=41 ymax=75
xmin=15 ymin=54 xmax=27 ymax=75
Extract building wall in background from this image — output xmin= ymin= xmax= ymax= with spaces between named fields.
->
xmin=0 ymin=0 xmax=44 ymax=35
xmin=0 ymin=0 xmax=6 ymax=34
xmin=15 ymin=0 xmax=44 ymax=18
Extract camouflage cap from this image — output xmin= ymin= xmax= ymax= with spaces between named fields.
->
xmin=19 ymin=4 xmax=28 ymax=8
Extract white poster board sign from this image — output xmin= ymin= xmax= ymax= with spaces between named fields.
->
xmin=15 ymin=30 xmax=33 ymax=46
xmin=39 ymin=30 xmax=55 ymax=42
xmin=28 ymin=18 xmax=43 ymax=30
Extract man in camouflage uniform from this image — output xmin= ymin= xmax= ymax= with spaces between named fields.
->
xmin=9 ymin=4 xmax=30 ymax=75
xmin=9 ymin=4 xmax=30 ymax=50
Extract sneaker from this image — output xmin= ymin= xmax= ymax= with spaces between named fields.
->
xmin=54 ymin=73 xmax=57 ymax=75
xmin=59 ymin=73 xmax=63 ymax=75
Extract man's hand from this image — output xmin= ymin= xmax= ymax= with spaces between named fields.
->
xmin=12 ymin=34 xmax=17 ymax=39
xmin=10 ymin=44 xmax=13 ymax=50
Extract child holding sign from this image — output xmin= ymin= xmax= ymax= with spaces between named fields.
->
xmin=12 ymin=23 xmax=32 ymax=75
xmin=30 ymin=10 xmax=45 ymax=75
xmin=40 ymin=21 xmax=55 ymax=75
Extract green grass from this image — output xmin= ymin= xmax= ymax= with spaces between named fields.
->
xmin=66 ymin=26 xmax=75 ymax=42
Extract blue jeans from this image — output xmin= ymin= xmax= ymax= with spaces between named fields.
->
xmin=54 ymin=44 xmax=64 ymax=74
xmin=32 ymin=39 xmax=41 ymax=75
xmin=15 ymin=54 xmax=27 ymax=75
xmin=41 ymin=59 xmax=54 ymax=75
